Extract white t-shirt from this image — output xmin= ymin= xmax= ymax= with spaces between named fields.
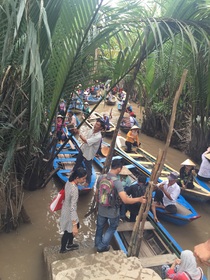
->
xmin=157 ymin=180 xmax=180 ymax=206
xmin=80 ymin=129 xmax=102 ymax=161
xmin=198 ymin=152 xmax=210 ymax=179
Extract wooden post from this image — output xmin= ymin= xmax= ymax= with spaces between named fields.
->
xmin=127 ymin=69 xmax=188 ymax=257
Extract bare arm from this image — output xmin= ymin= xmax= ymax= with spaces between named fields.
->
xmin=194 ymin=239 xmax=210 ymax=266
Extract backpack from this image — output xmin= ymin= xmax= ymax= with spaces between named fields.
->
xmin=98 ymin=175 xmax=118 ymax=207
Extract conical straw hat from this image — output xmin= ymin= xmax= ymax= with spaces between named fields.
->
xmin=205 ymin=153 xmax=210 ymax=160
xmin=181 ymin=159 xmax=196 ymax=166
xmin=119 ymin=166 xmax=133 ymax=176
xmin=131 ymin=125 xmax=140 ymax=130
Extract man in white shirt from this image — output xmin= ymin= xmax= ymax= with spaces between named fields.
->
xmin=151 ymin=171 xmax=180 ymax=222
xmin=72 ymin=119 xmax=105 ymax=186
xmin=67 ymin=111 xmax=77 ymax=128
xmin=197 ymin=147 xmax=210 ymax=182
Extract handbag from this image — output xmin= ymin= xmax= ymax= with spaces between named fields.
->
xmin=50 ymin=189 xmax=65 ymax=212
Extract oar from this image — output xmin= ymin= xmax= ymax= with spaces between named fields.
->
xmin=109 ymin=108 xmax=113 ymax=119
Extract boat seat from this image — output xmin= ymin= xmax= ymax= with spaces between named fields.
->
xmin=139 ymin=253 xmax=177 ymax=268
xmin=127 ymin=153 xmax=144 ymax=158
xmin=117 ymin=221 xmax=154 ymax=232
xmin=138 ymin=161 xmax=153 ymax=165
xmin=161 ymin=170 xmax=170 ymax=175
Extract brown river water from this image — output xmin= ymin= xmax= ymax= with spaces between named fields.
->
xmin=0 ymin=101 xmax=210 ymax=280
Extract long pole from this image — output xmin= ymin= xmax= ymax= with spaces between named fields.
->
xmin=128 ymin=69 xmax=188 ymax=257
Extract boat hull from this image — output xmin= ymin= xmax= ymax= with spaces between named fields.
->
xmin=87 ymin=95 xmax=102 ymax=105
xmin=106 ymin=96 xmax=117 ymax=105
xmin=119 ymin=124 xmax=130 ymax=134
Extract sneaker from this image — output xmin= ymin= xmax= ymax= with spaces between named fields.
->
xmin=97 ymin=245 xmax=110 ymax=253
xmin=59 ymin=249 xmax=67 ymax=254
xmin=66 ymin=243 xmax=79 ymax=251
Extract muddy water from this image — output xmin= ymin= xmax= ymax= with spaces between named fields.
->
xmin=0 ymin=101 xmax=210 ymax=280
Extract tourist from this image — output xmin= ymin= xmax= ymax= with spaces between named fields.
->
xmin=72 ymin=119 xmax=105 ymax=186
xmin=56 ymin=115 xmax=67 ymax=142
xmin=82 ymin=102 xmax=90 ymax=118
xmin=161 ymin=250 xmax=203 ymax=279
xmin=66 ymin=111 xmax=77 ymax=129
xmin=126 ymin=106 xmax=135 ymax=117
xmin=126 ymin=175 xmax=148 ymax=222
xmin=59 ymin=167 xmax=87 ymax=253
xmin=197 ymin=147 xmax=210 ymax=182
xmin=178 ymin=159 xmax=196 ymax=189
xmin=103 ymin=113 xmax=110 ymax=130
xmin=125 ymin=125 xmax=141 ymax=153
xmin=194 ymin=239 xmax=210 ymax=267
xmin=151 ymin=171 xmax=180 ymax=223
xmin=95 ymin=159 xmax=146 ymax=253
xmin=58 ymin=99 xmax=66 ymax=116
xmin=117 ymin=166 xmax=132 ymax=221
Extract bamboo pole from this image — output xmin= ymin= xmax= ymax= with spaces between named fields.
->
xmin=127 ymin=69 xmax=188 ymax=257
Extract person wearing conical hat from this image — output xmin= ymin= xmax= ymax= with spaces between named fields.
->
xmin=125 ymin=125 xmax=140 ymax=153
xmin=178 ymin=159 xmax=196 ymax=189
xmin=118 ymin=166 xmax=133 ymax=221
xmin=82 ymin=102 xmax=90 ymax=118
xmin=56 ymin=115 xmax=67 ymax=143
xmin=197 ymin=147 xmax=210 ymax=182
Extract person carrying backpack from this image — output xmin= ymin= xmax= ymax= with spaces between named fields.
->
xmin=94 ymin=159 xmax=147 ymax=253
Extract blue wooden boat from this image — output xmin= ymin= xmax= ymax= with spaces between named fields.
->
xmin=106 ymin=95 xmax=117 ymax=105
xmin=113 ymin=212 xmax=181 ymax=269
xmin=87 ymin=94 xmax=102 ymax=105
xmin=113 ymin=213 xmax=207 ymax=279
xmin=116 ymin=135 xmax=210 ymax=203
xmin=68 ymin=98 xmax=83 ymax=114
xmin=53 ymin=137 xmax=96 ymax=194
xmin=195 ymin=177 xmax=210 ymax=193
xmin=94 ymin=143 xmax=200 ymax=225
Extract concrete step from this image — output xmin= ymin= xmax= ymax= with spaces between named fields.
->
xmin=43 ymin=243 xmax=162 ymax=280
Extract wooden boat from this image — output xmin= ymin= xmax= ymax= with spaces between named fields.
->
xmin=53 ymin=137 xmax=97 ymax=194
xmin=85 ymin=112 xmax=116 ymax=138
xmin=68 ymin=98 xmax=83 ymax=114
xmin=119 ymin=123 xmax=131 ymax=134
xmin=87 ymin=94 xmax=102 ymax=105
xmin=113 ymin=213 xmax=181 ymax=271
xmin=116 ymin=135 xmax=210 ymax=202
xmin=114 ymin=215 xmax=207 ymax=279
xmin=94 ymin=142 xmax=200 ymax=225
xmin=106 ymin=95 xmax=117 ymax=105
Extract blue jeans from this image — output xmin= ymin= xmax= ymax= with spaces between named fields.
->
xmin=95 ymin=214 xmax=120 ymax=251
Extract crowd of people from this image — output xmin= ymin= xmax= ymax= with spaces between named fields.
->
xmin=54 ymin=85 xmax=210 ymax=278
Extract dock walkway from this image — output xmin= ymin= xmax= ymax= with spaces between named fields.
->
xmin=43 ymin=244 xmax=162 ymax=280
